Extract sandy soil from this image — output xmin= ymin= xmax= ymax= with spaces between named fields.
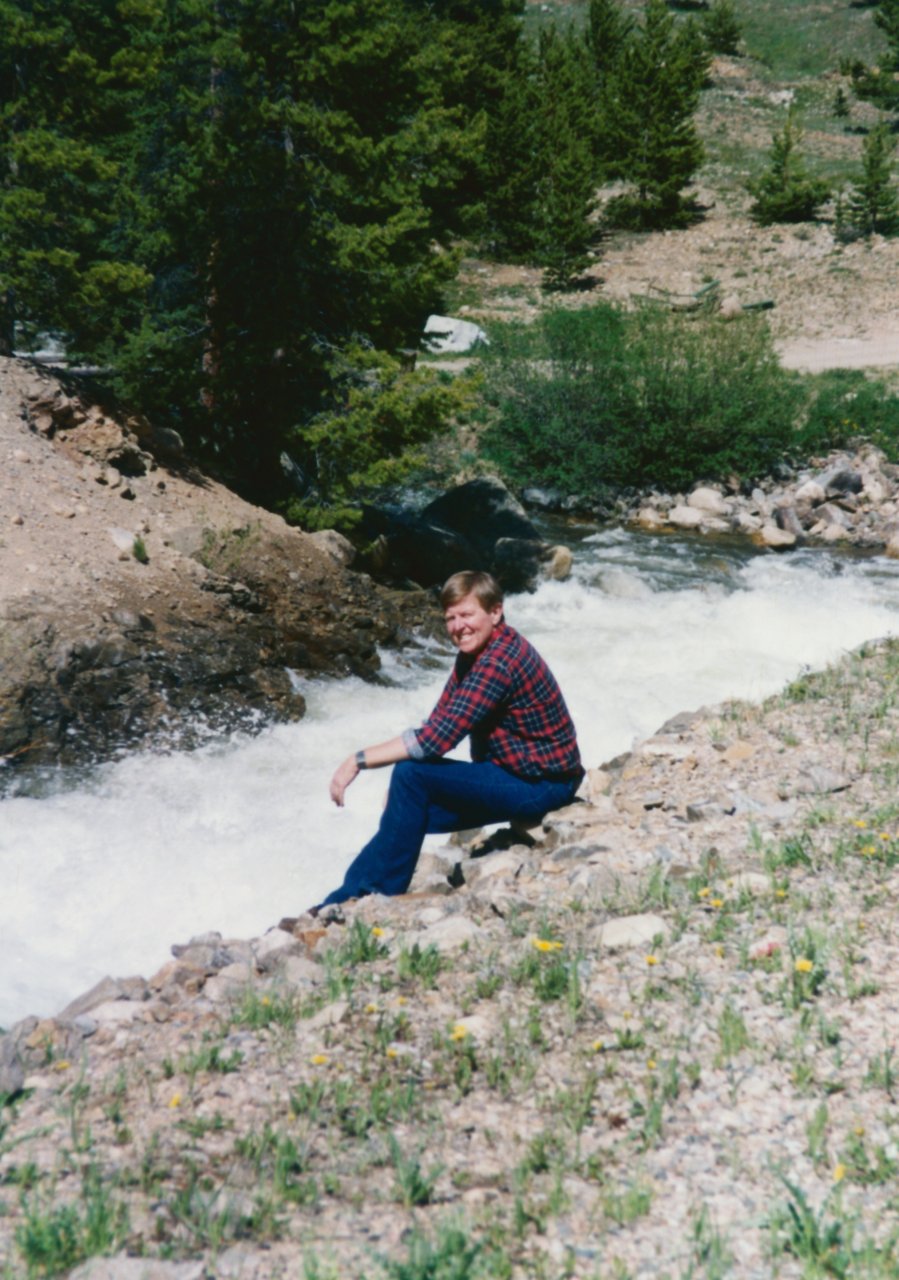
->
xmin=453 ymin=206 xmax=899 ymax=376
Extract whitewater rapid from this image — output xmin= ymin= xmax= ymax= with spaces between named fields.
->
xmin=2 ymin=530 xmax=897 ymax=1028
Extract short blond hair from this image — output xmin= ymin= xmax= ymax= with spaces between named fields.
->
xmin=440 ymin=570 xmax=503 ymax=612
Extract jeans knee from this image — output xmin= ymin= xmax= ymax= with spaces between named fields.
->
xmin=392 ymin=759 xmax=428 ymax=786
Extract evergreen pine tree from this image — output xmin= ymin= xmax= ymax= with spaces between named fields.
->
xmin=747 ymin=110 xmax=830 ymax=225
xmin=483 ymin=42 xmax=543 ymax=257
xmin=1 ymin=0 xmax=510 ymax=502
xmin=535 ymin=29 xmax=598 ymax=289
xmin=847 ymin=0 xmax=899 ymax=113
xmin=601 ymin=0 xmax=709 ymax=227
xmin=586 ymin=0 xmax=633 ymax=74
xmin=700 ymin=0 xmax=742 ymax=56
xmin=0 ymin=0 xmax=153 ymax=354
xmin=843 ymin=122 xmax=899 ymax=237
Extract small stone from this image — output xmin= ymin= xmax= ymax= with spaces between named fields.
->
xmin=421 ymin=915 xmax=483 ymax=952
xmin=306 ymin=999 xmax=349 ymax=1030
xmin=686 ymin=798 xmax=724 ymax=822
xmin=593 ymin=913 xmax=669 ymax=950
xmin=280 ymin=955 xmax=325 ymax=988
xmin=252 ymin=928 xmax=301 ymax=969
xmin=69 ymin=1257 xmax=206 ymax=1279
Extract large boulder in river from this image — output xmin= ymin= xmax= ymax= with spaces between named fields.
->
xmin=362 ymin=478 xmax=571 ymax=593
xmin=422 ymin=477 xmax=540 ymax=552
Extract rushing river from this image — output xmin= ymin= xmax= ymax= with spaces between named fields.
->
xmin=2 ymin=529 xmax=899 ymax=1029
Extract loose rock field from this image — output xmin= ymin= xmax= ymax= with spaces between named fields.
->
xmin=3 ymin=639 xmax=899 ymax=1279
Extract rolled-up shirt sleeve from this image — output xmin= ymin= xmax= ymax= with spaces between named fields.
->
xmin=402 ymin=727 xmax=427 ymax=760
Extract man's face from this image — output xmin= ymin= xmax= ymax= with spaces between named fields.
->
xmin=444 ymin=592 xmax=502 ymax=657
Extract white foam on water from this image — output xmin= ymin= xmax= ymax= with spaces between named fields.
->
xmin=1 ymin=534 xmax=897 ymax=1027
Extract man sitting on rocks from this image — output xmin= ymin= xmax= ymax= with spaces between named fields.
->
xmin=318 ymin=569 xmax=583 ymax=907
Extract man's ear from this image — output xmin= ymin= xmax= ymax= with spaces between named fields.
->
xmin=490 ymin=605 xmax=503 ymax=627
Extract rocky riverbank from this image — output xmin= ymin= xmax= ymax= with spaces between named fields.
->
xmin=2 ymin=637 xmax=899 ymax=1278
xmin=627 ymin=444 xmax=899 ymax=555
xmin=0 ymin=358 xmax=438 ymax=769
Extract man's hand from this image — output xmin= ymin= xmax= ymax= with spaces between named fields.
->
xmin=329 ymin=755 xmax=359 ymax=807
xmin=329 ymin=736 xmax=410 ymax=807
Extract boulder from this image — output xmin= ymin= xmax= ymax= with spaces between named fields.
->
xmin=363 ymin=477 xmax=570 ymax=593
xmin=820 ymin=464 xmax=863 ymax=498
xmin=752 ymin=524 xmax=796 ymax=550
xmin=423 ymin=314 xmax=488 ymax=354
xmin=687 ymin=487 xmax=731 ymax=516
xmin=422 ymin=477 xmax=540 ymax=552
xmin=542 ymin=544 xmax=573 ymax=581
xmin=794 ymin=479 xmax=826 ymax=506
xmin=774 ymin=505 xmax=805 ymax=539
xmin=667 ymin=505 xmax=704 ymax=529
xmin=633 ymin=506 xmax=665 ymax=530
xmin=307 ymin=529 xmax=355 ymax=566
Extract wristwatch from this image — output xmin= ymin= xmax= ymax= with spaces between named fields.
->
xmin=355 ymin=750 xmax=367 ymax=769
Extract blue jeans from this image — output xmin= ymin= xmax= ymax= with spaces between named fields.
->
xmin=321 ymin=759 xmax=579 ymax=905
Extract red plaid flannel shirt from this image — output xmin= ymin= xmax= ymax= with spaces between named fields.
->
xmin=404 ymin=622 xmax=583 ymax=782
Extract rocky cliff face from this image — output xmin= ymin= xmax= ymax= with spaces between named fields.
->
xmin=0 ymin=359 xmax=439 ymax=768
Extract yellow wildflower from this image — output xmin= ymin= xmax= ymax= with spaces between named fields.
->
xmin=450 ymin=1024 xmax=469 ymax=1041
xmin=795 ymin=957 xmax=814 ymax=974
xmin=698 ymin=887 xmax=711 ymax=898
xmin=532 ymin=938 xmax=563 ymax=952
xmin=853 ymin=820 xmax=868 ymax=829
xmin=854 ymin=1125 xmax=865 ymax=1137
xmin=711 ymin=898 xmax=724 ymax=909
xmin=169 ymin=1093 xmax=182 ymax=1109
xmin=52 ymin=1060 xmax=71 ymax=1072
xmin=593 ymin=1040 xmax=604 ymax=1052
xmin=371 ymin=926 xmax=385 ymax=938
xmin=261 ymin=996 xmax=271 ymax=1006
xmin=310 ymin=1054 xmax=329 ymax=1066
xmin=880 ymin=833 xmax=891 ymax=841
xmin=775 ymin=888 xmax=787 ymax=899
xmin=645 ymin=955 xmax=659 ymax=966
xmin=715 ymin=945 xmax=725 ymax=958
xmin=386 ymin=1047 xmax=399 ymax=1059
xmin=833 ymin=1163 xmax=846 ymax=1184
xmin=647 ymin=1059 xmax=657 ymax=1071
xmin=364 ymin=1002 xmax=378 ymax=1014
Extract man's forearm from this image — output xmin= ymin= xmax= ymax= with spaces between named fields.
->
xmin=329 ymin=735 xmax=410 ymax=807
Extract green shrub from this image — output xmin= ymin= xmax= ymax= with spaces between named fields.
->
xmin=796 ymin=369 xmax=899 ymax=461
xmin=479 ymin=301 xmax=803 ymax=494
xmin=283 ymin=347 xmax=477 ymax=533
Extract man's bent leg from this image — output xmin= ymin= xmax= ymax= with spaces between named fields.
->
xmin=320 ymin=760 xmax=577 ymax=906
xmin=319 ymin=760 xmax=439 ymax=905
